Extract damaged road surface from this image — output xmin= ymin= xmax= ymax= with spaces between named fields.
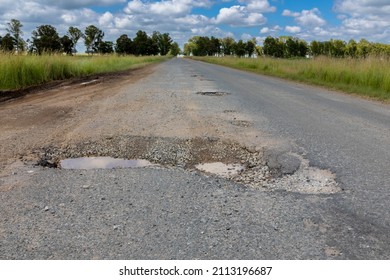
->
xmin=0 ymin=58 xmax=389 ymax=259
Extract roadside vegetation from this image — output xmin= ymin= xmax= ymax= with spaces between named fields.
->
xmin=191 ymin=56 xmax=390 ymax=101
xmin=185 ymin=35 xmax=390 ymax=101
xmin=0 ymin=54 xmax=167 ymax=90
xmin=0 ymin=19 xmax=180 ymax=91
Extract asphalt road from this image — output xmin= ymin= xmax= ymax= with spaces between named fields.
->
xmin=0 ymin=58 xmax=389 ymax=259
xmin=184 ymin=58 xmax=390 ymax=228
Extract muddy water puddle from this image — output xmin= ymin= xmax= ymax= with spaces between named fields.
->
xmin=60 ymin=157 xmax=155 ymax=170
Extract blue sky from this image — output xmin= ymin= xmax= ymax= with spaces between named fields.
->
xmin=1 ymin=0 xmax=389 ymax=51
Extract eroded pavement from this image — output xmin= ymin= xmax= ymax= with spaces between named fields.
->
xmin=0 ymin=58 xmax=388 ymax=259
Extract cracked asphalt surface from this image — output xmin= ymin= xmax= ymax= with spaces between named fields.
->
xmin=0 ymin=58 xmax=389 ymax=259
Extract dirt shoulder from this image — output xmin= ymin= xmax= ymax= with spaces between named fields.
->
xmin=0 ymin=64 xmax=156 ymax=167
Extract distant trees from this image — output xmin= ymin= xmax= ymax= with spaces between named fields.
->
xmin=6 ymin=19 xmax=25 ymax=52
xmin=84 ymin=25 xmax=104 ymax=54
xmin=169 ymin=42 xmax=181 ymax=56
xmin=0 ymin=34 xmax=16 ymax=51
xmin=184 ymin=36 xmax=257 ymax=57
xmin=31 ymin=25 xmax=62 ymax=54
xmin=116 ymin=34 xmax=133 ymax=55
xmin=309 ymin=38 xmax=390 ymax=58
xmin=0 ymin=18 xmax=182 ymax=56
xmin=184 ymin=35 xmax=390 ymax=59
xmin=68 ymin=27 xmax=83 ymax=54
xmin=152 ymin=31 xmax=172 ymax=56
xmin=263 ymin=36 xmax=307 ymax=58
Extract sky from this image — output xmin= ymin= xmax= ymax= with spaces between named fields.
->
xmin=0 ymin=0 xmax=389 ymax=51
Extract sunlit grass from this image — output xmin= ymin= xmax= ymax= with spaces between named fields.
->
xmin=0 ymin=53 xmax=167 ymax=90
xmin=191 ymin=56 xmax=390 ymax=101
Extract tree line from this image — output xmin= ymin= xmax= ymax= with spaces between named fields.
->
xmin=184 ymin=36 xmax=259 ymax=57
xmin=0 ymin=19 xmax=181 ymax=56
xmin=184 ymin=35 xmax=390 ymax=59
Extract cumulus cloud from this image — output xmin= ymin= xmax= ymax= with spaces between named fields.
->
xmin=333 ymin=0 xmax=390 ymax=41
xmin=260 ymin=25 xmax=281 ymax=34
xmin=40 ymin=0 xmax=126 ymax=9
xmin=214 ymin=5 xmax=267 ymax=26
xmin=285 ymin=26 xmax=301 ymax=33
xmin=282 ymin=8 xmax=326 ymax=27
xmin=238 ymin=0 xmax=276 ymax=12
xmin=124 ymin=0 xmax=211 ymax=16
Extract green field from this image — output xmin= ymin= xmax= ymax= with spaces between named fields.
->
xmin=0 ymin=53 xmax=167 ymax=91
xmin=191 ymin=56 xmax=390 ymax=101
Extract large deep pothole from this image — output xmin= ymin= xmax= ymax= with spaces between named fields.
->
xmin=35 ymin=135 xmax=340 ymax=194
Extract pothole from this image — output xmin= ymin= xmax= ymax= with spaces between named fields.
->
xmin=195 ymin=162 xmax=244 ymax=178
xmin=34 ymin=135 xmax=340 ymax=194
xmin=196 ymin=91 xmax=230 ymax=96
xmin=223 ymin=110 xmax=237 ymax=113
xmin=60 ymin=157 xmax=156 ymax=170
xmin=230 ymin=120 xmax=253 ymax=127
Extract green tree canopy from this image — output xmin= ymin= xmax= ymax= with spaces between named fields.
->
xmin=31 ymin=25 xmax=61 ymax=54
xmin=6 ymin=19 xmax=24 ymax=52
xmin=68 ymin=26 xmax=83 ymax=54
xmin=84 ymin=25 xmax=104 ymax=54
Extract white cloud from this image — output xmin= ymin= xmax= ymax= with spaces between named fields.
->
xmin=333 ymin=0 xmax=390 ymax=42
xmin=282 ymin=8 xmax=326 ymax=28
xmin=334 ymin=0 xmax=390 ymax=16
xmin=214 ymin=5 xmax=267 ymax=26
xmin=260 ymin=25 xmax=281 ymax=34
xmin=285 ymin=26 xmax=301 ymax=33
xmin=99 ymin=12 xmax=114 ymax=27
xmin=39 ymin=0 xmax=126 ymax=9
xmin=282 ymin=10 xmax=299 ymax=17
xmin=260 ymin=27 xmax=270 ymax=34
xmin=239 ymin=0 xmax=276 ymax=12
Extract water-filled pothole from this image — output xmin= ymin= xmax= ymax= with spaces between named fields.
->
xmin=60 ymin=157 xmax=155 ymax=170
xmin=35 ymin=135 xmax=340 ymax=194
xmin=196 ymin=91 xmax=230 ymax=96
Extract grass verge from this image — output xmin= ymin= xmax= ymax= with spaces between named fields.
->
xmin=190 ymin=56 xmax=390 ymax=101
xmin=0 ymin=54 xmax=168 ymax=91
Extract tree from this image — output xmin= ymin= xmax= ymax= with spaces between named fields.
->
xmin=84 ymin=25 xmax=104 ymax=54
xmin=0 ymin=33 xmax=16 ymax=52
xmin=357 ymin=39 xmax=371 ymax=58
xmin=310 ymin=40 xmax=321 ymax=56
xmin=31 ymin=25 xmax=62 ymax=54
xmin=133 ymin=30 xmax=149 ymax=56
xmin=98 ymin=41 xmax=114 ymax=54
xmin=210 ymin=36 xmax=221 ymax=56
xmin=263 ymin=36 xmax=284 ymax=58
xmin=234 ymin=40 xmax=246 ymax=57
xmin=6 ymin=19 xmax=24 ymax=52
xmin=115 ymin=34 xmax=133 ymax=55
xmin=183 ymin=40 xmax=196 ymax=55
xmin=346 ymin=39 xmax=357 ymax=58
xmin=245 ymin=39 xmax=256 ymax=57
xmin=169 ymin=42 xmax=181 ymax=56
xmin=61 ymin=35 xmax=74 ymax=55
xmin=221 ymin=37 xmax=236 ymax=56
xmin=298 ymin=40 xmax=308 ymax=57
xmin=152 ymin=31 xmax=172 ymax=56
xmin=68 ymin=27 xmax=83 ymax=54
xmin=147 ymin=35 xmax=159 ymax=55
xmin=285 ymin=37 xmax=299 ymax=57
xmin=330 ymin=39 xmax=346 ymax=57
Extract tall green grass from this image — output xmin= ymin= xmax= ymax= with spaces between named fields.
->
xmin=191 ymin=56 xmax=390 ymax=101
xmin=0 ymin=53 xmax=167 ymax=90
